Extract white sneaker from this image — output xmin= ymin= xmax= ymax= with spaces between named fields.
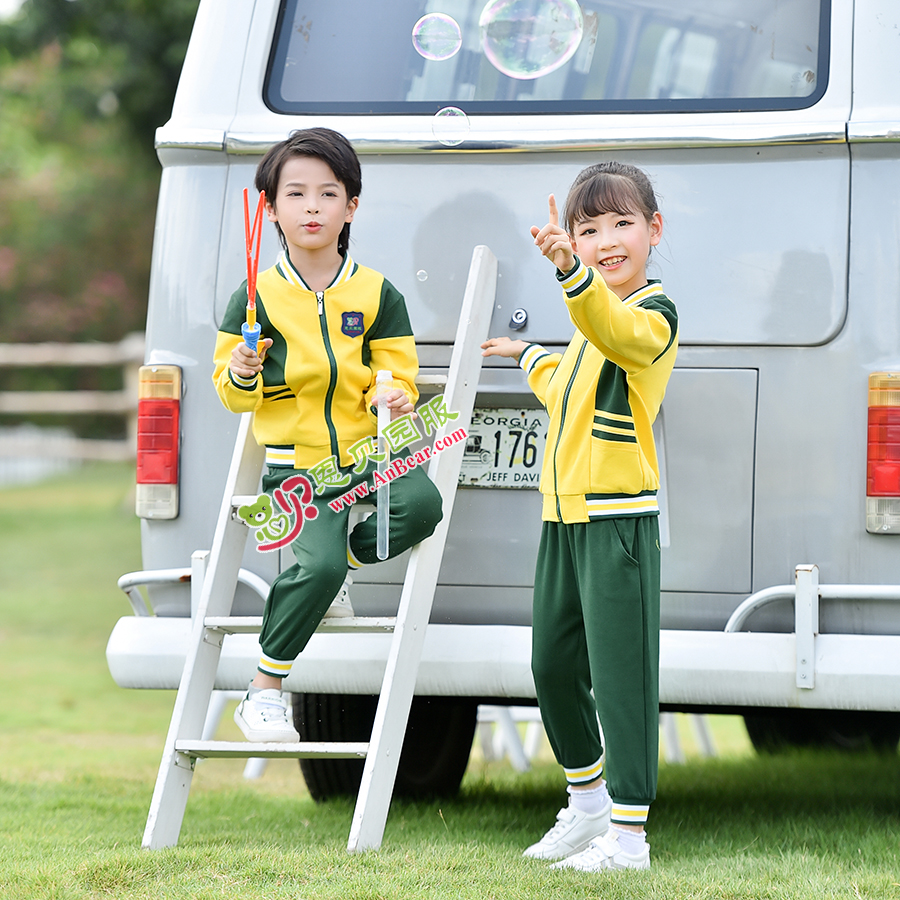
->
xmin=550 ymin=828 xmax=651 ymax=872
xmin=523 ymin=797 xmax=612 ymax=860
xmin=324 ymin=574 xmax=354 ymax=618
xmin=233 ymin=688 xmax=299 ymax=742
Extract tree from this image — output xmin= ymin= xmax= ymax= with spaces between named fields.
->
xmin=1 ymin=0 xmax=201 ymax=151
xmin=0 ymin=0 xmax=200 ymax=345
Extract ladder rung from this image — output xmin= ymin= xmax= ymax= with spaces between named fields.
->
xmin=231 ymin=494 xmax=261 ymax=508
xmin=203 ymin=615 xmax=397 ymax=634
xmin=414 ymin=374 xmax=448 ymax=387
xmin=230 ymin=497 xmax=377 ymax=513
xmin=318 ymin=616 xmax=396 ymax=633
xmin=176 ymin=740 xmax=368 ymax=759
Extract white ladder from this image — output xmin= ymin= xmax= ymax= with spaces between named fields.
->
xmin=142 ymin=245 xmax=498 ymax=852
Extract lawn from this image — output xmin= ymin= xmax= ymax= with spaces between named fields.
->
xmin=1 ymin=464 xmax=898 ymax=899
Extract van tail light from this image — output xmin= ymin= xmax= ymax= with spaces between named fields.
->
xmin=135 ymin=365 xmax=181 ymax=519
xmin=866 ymin=372 xmax=900 ymax=534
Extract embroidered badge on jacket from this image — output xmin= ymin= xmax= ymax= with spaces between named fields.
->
xmin=341 ymin=311 xmax=364 ymax=337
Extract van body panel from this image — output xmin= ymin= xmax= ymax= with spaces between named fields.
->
xmin=658 ymin=368 xmax=756 ymax=594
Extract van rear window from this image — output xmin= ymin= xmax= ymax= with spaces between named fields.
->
xmin=265 ymin=0 xmax=829 ymax=115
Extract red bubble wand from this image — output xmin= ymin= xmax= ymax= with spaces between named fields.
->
xmin=241 ymin=188 xmax=266 ymax=352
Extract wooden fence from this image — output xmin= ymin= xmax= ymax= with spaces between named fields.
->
xmin=0 ymin=333 xmax=145 ymax=462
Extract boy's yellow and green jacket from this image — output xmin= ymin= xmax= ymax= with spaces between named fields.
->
xmin=519 ymin=257 xmax=678 ymax=524
xmin=213 ymin=252 xmax=418 ymax=470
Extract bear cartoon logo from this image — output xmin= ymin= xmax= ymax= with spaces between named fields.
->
xmin=237 ymin=495 xmax=272 ymax=527
xmin=236 ymin=478 xmax=319 ymax=551
xmin=237 ymin=494 xmax=290 ymax=544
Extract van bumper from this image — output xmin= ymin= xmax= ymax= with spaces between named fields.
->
xmin=106 ymin=617 xmax=900 ymax=712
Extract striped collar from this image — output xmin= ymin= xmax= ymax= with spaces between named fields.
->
xmin=622 ymin=279 xmax=665 ymax=308
xmin=275 ymin=251 xmax=357 ymax=292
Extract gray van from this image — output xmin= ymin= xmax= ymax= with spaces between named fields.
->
xmin=108 ymin=0 xmax=900 ymax=797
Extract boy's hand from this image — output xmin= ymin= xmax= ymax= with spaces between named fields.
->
xmin=384 ymin=388 xmax=416 ymax=421
xmin=230 ymin=338 xmax=272 ymax=379
xmin=481 ymin=337 xmax=527 ymax=361
xmin=530 ymin=194 xmax=576 ymax=274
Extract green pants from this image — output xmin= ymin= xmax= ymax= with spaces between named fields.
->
xmin=532 ymin=516 xmax=660 ymax=825
xmin=258 ymin=461 xmax=442 ymax=667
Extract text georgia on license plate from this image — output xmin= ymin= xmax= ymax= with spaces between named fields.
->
xmin=458 ymin=408 xmax=549 ymax=488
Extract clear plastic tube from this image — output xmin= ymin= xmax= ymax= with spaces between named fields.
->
xmin=376 ymin=370 xmax=392 ymax=560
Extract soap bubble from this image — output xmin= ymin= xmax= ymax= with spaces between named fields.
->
xmin=479 ymin=0 xmax=583 ymax=80
xmin=412 ymin=13 xmax=463 ymax=61
xmin=416 ymin=270 xmax=429 ymax=282
xmin=431 ymin=107 xmax=470 ymax=146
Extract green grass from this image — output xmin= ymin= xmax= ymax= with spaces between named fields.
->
xmin=1 ymin=464 xmax=899 ymax=899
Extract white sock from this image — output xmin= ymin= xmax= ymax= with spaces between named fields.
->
xmin=248 ymin=684 xmax=280 ymax=698
xmin=567 ymin=781 xmax=610 ymax=815
xmin=609 ymin=824 xmax=647 ymax=855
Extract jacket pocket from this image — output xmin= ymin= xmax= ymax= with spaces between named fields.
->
xmin=589 ymin=435 xmax=645 ymax=495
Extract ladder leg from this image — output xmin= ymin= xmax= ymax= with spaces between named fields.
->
xmin=660 ymin=712 xmax=685 ymax=764
xmin=478 ymin=715 xmax=498 ymax=762
xmin=143 ymin=413 xmax=263 ymax=849
xmin=493 ymin=707 xmax=531 ymax=772
xmin=142 ymin=616 xmax=226 ymax=848
xmin=523 ymin=719 xmax=545 ymax=761
xmin=347 ymin=246 xmax=498 ymax=852
xmin=690 ymin=713 xmax=717 ymax=757
xmin=347 ymin=541 xmax=446 ymax=851
xmin=201 ymin=691 xmax=232 ymax=741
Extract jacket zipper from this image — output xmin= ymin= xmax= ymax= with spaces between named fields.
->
xmin=552 ymin=338 xmax=587 ymax=522
xmin=317 ymin=290 xmax=340 ymax=461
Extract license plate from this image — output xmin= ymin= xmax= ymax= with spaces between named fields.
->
xmin=458 ymin=408 xmax=549 ymax=488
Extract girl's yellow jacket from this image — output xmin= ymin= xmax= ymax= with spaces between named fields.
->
xmin=519 ymin=258 xmax=678 ymax=524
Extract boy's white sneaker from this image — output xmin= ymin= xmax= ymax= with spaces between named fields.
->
xmin=523 ymin=797 xmax=612 ymax=860
xmin=233 ymin=689 xmax=299 ymax=742
xmin=549 ymin=828 xmax=651 ymax=872
xmin=324 ymin=574 xmax=354 ymax=618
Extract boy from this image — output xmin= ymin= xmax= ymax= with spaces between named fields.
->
xmin=213 ymin=128 xmax=442 ymax=741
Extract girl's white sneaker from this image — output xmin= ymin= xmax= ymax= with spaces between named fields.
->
xmin=550 ymin=828 xmax=650 ymax=871
xmin=523 ymin=797 xmax=611 ymax=860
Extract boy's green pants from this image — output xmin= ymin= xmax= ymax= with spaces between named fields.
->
xmin=258 ymin=461 xmax=442 ymax=666
xmin=532 ymin=515 xmax=660 ymax=824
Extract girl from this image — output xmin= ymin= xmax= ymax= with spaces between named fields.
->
xmin=482 ymin=161 xmax=678 ymax=872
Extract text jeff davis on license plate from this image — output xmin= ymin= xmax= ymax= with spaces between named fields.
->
xmin=458 ymin=408 xmax=549 ymax=488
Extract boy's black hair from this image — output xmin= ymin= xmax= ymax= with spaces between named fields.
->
xmin=563 ymin=161 xmax=659 ymax=236
xmin=255 ymin=127 xmax=362 ymax=257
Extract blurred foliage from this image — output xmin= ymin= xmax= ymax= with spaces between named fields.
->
xmin=0 ymin=0 xmax=200 ymax=343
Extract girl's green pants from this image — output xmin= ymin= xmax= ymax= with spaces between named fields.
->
xmin=532 ymin=515 xmax=661 ymax=824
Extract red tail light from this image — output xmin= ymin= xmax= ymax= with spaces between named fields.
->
xmin=866 ymin=372 xmax=900 ymax=534
xmin=136 ymin=365 xmax=181 ymax=519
